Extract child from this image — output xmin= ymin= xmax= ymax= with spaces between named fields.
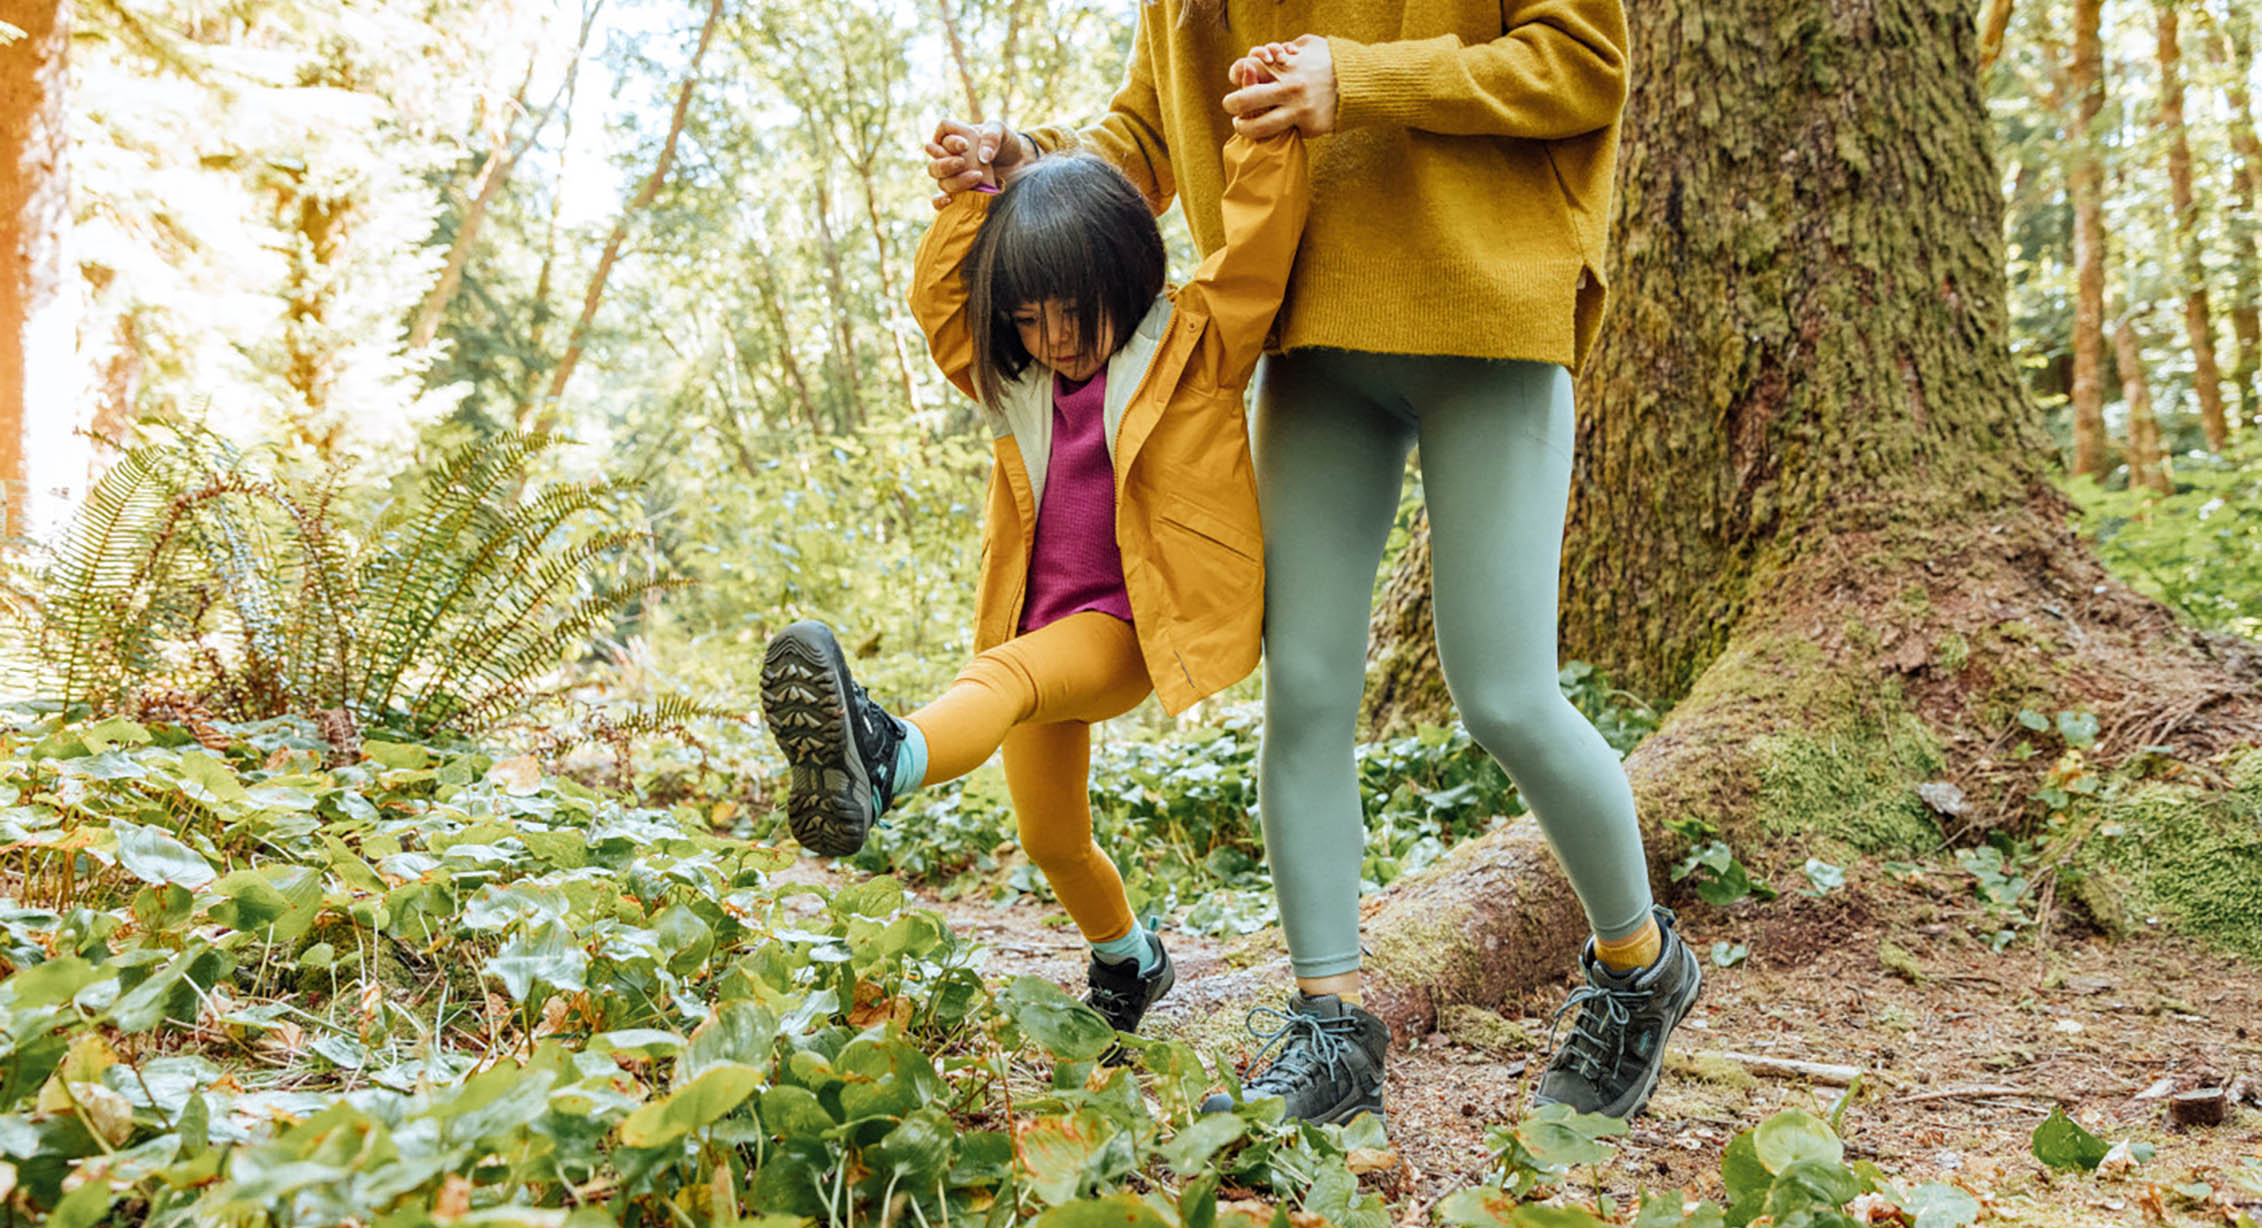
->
xmin=760 ymin=113 xmax=1307 ymax=1050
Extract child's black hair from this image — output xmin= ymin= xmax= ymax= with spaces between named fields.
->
xmin=964 ymin=153 xmax=1166 ymax=408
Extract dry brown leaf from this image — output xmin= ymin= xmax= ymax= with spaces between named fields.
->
xmin=1346 ymin=1147 xmax=1400 ymax=1175
xmin=433 ymin=1172 xmax=473 ymax=1218
xmin=486 ymin=754 xmax=544 ymax=797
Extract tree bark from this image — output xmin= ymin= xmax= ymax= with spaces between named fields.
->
xmin=513 ymin=1 xmax=592 ymax=431
xmin=808 ymin=161 xmax=865 ymax=433
xmin=934 ymin=0 xmax=984 ymax=121
xmin=2068 ymin=0 xmax=2108 ymax=478
xmin=2115 ymin=313 xmax=2171 ymax=494
xmin=2227 ymin=4 xmax=2262 ymax=431
xmin=1355 ymin=0 xmax=2262 ymax=1039
xmin=1977 ymin=0 xmax=2014 ymax=72
xmin=2155 ymin=0 xmax=2227 ymax=451
xmin=412 ymin=8 xmax=594 ymax=354
xmin=541 ymin=0 xmax=723 ymax=423
xmin=1 ymin=0 xmax=81 ymax=541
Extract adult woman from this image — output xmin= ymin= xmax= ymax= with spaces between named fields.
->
xmin=924 ymin=0 xmax=1699 ymax=1125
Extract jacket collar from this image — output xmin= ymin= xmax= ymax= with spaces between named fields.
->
xmin=991 ymin=294 xmax=1174 ymax=512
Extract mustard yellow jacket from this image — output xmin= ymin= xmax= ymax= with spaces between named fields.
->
xmin=909 ymin=132 xmax=1310 ymax=715
xmin=1029 ymin=0 xmax=1627 ymax=371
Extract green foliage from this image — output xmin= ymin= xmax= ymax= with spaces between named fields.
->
xmin=0 ymin=710 xmax=2071 ymax=1225
xmin=2031 ymin=1106 xmax=2111 ymax=1172
xmin=2069 ymin=435 xmax=2262 ymax=639
xmin=10 ymin=428 xmax=672 ymax=738
xmin=828 ymin=666 xmax=1655 ymax=934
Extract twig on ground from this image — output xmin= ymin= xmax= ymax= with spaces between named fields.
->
xmin=1696 ymin=1050 xmax=1864 ymax=1086
xmin=1890 ymin=1084 xmax=2071 ymax=1106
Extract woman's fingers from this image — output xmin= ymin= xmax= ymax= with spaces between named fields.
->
xmin=1223 ymin=33 xmax=1338 ymax=136
xmin=1222 ymin=78 xmax=1294 ymax=118
xmin=1232 ymin=106 xmax=1299 ymax=140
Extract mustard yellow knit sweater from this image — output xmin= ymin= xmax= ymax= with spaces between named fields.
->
xmin=1029 ymin=0 xmax=1626 ymax=371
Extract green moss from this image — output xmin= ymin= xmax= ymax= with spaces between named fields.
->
xmin=1750 ymin=706 xmax=1945 ymax=854
xmin=1438 ymin=1004 xmax=1536 ymax=1055
xmin=2067 ymin=765 xmax=2262 ymax=959
xmin=1877 ymin=939 xmax=1924 ymax=984
xmin=1931 ymin=631 xmax=1970 ymax=673
xmin=1666 ymin=1050 xmax=1759 ymax=1089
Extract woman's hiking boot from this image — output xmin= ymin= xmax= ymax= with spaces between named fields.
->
xmin=1532 ymin=905 xmax=1703 ymax=1120
xmin=759 ymin=620 xmax=906 ymax=857
xmin=1198 ymin=992 xmax=1390 ymax=1127
xmin=1086 ymin=930 xmax=1175 ymax=1066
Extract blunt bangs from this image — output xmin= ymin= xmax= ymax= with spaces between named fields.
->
xmin=964 ymin=153 xmax=1166 ymax=406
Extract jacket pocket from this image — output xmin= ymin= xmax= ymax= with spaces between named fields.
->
xmin=1156 ymin=504 xmax=1262 ymax=565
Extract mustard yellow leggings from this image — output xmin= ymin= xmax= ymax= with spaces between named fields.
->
xmin=907 ymin=611 xmax=1149 ymax=944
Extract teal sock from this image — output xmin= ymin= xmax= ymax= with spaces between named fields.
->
xmin=1092 ymin=926 xmax=1157 ymax=975
xmin=891 ymin=719 xmax=927 ymax=798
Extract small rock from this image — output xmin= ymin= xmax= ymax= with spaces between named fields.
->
xmin=2134 ymin=1077 xmax=2176 ymax=1101
xmin=1917 ymin=780 xmax=1969 ymax=817
xmin=2168 ymin=1088 xmax=2228 ymax=1128
xmin=2051 ymin=1019 xmax=2085 ymax=1034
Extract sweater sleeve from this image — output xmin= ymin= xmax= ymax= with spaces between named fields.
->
xmin=1175 ymin=131 xmax=1310 ymax=392
xmin=907 ymin=189 xmax=994 ymax=403
xmin=1328 ymin=0 xmax=1628 ymax=139
xmin=1024 ymin=13 xmax=1176 ymax=214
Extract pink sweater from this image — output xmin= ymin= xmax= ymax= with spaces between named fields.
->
xmin=1019 ymin=370 xmax=1134 ymax=632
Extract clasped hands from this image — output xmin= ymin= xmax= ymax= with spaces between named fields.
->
xmin=922 ymin=34 xmax=1338 ymax=209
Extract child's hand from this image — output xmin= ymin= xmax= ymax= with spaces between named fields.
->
xmin=1228 ymin=43 xmax=1286 ymax=88
xmin=1223 ymin=34 xmax=1337 ymax=139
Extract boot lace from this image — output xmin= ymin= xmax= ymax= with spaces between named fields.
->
xmin=1241 ymin=1004 xmax=1361 ymax=1092
xmin=1547 ymin=983 xmax=1638 ymax=1082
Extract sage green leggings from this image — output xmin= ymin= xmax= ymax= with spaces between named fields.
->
xmin=1255 ymin=350 xmax=1654 ymax=978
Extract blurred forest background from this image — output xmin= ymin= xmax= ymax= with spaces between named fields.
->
xmin=3 ymin=0 xmax=2258 ymax=719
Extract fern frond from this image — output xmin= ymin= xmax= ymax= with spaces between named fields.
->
xmin=444 ymin=577 xmax=694 ymax=734
xmin=35 ymin=442 xmax=187 ymax=708
xmin=352 ymin=432 xmax=566 ymax=714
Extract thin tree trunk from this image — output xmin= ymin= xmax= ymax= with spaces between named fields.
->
xmin=747 ymin=252 xmax=822 ymax=434
xmin=2227 ymin=4 xmax=2262 ymax=430
xmin=995 ymin=0 xmax=1028 ymax=120
xmin=541 ymin=0 xmax=724 ymax=422
xmin=1978 ymin=0 xmax=2014 ymax=71
xmin=1354 ymin=0 xmax=2262 ymax=1036
xmin=856 ymin=157 xmax=925 ymax=424
xmin=1 ymin=0 xmax=80 ymax=541
xmin=2156 ymin=0 xmax=2227 ymax=451
xmin=809 ymin=162 xmax=865 ymax=432
xmin=513 ymin=11 xmax=588 ymax=432
xmin=412 ymin=10 xmax=594 ymax=353
xmin=934 ymin=0 xmax=984 ymax=121
xmin=2069 ymin=0 xmax=2108 ymax=478
xmin=2116 ymin=313 xmax=2171 ymax=494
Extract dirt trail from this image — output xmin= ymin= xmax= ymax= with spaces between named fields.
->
xmin=783 ymin=859 xmax=2262 ymax=1225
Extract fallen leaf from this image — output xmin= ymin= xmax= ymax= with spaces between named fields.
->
xmin=1345 ymin=1147 xmax=1399 ymax=1175
xmin=486 ymin=754 xmax=544 ymax=797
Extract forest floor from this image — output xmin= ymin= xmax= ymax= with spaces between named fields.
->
xmin=784 ymin=856 xmax=2262 ymax=1226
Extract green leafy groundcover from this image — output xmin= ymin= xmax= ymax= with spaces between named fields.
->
xmin=3 ymin=711 xmax=1960 ymax=1227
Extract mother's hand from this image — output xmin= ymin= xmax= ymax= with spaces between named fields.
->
xmin=923 ymin=118 xmax=1037 ymax=209
xmin=1222 ymin=34 xmax=1337 ymax=138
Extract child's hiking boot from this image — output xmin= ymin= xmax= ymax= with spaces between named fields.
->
xmin=759 ymin=620 xmax=906 ymax=857
xmin=1532 ymin=905 xmax=1702 ymax=1120
xmin=1198 ymin=991 xmax=1390 ymax=1127
xmin=1086 ymin=930 xmax=1175 ymax=1066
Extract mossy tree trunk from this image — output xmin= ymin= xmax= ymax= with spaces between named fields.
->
xmin=1355 ymin=0 xmax=2262 ymax=1040
xmin=2155 ymin=0 xmax=2227 ymax=452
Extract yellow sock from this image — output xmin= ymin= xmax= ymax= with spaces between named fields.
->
xmin=1594 ymin=918 xmax=1661 ymax=973
xmin=1297 ymin=977 xmax=1362 ymax=1007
